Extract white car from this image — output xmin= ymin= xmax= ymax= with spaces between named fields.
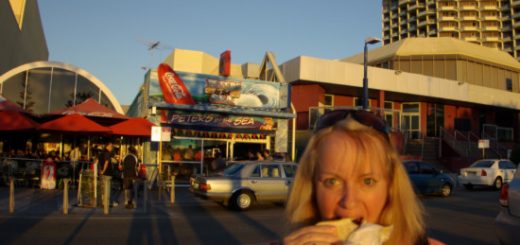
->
xmin=459 ymin=159 xmax=517 ymax=190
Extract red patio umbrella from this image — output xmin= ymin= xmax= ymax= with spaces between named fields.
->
xmin=0 ymin=111 xmax=40 ymax=131
xmin=0 ymin=96 xmax=26 ymax=112
xmin=51 ymin=98 xmax=127 ymax=119
xmin=109 ymin=118 xmax=155 ymax=137
xmin=0 ymin=96 xmax=39 ymax=131
xmin=40 ymin=114 xmax=111 ymax=133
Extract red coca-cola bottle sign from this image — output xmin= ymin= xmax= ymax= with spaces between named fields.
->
xmin=157 ymin=63 xmax=195 ymax=105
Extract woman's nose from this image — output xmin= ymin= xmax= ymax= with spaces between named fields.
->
xmin=339 ymin=185 xmax=358 ymax=209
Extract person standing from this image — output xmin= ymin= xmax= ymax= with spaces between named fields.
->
xmin=99 ymin=142 xmax=118 ymax=207
xmin=263 ymin=149 xmax=273 ymax=161
xmin=122 ymin=147 xmax=139 ymax=209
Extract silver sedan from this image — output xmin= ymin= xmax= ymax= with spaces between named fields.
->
xmin=190 ymin=161 xmax=297 ymax=211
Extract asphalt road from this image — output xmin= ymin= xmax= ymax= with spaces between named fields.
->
xmin=0 ymin=185 xmax=501 ymax=245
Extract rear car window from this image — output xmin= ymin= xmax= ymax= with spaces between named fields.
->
xmin=419 ymin=162 xmax=437 ymax=174
xmin=283 ymin=164 xmax=297 ymax=178
xmin=471 ymin=160 xmax=494 ymax=168
xmin=499 ymin=161 xmax=516 ymax=169
xmin=224 ymin=163 xmax=244 ymax=176
xmin=404 ymin=162 xmax=418 ymax=174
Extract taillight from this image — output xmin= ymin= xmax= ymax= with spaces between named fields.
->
xmin=499 ymin=183 xmax=509 ymax=207
xmin=481 ymin=169 xmax=487 ymax=176
xmin=199 ymin=183 xmax=211 ymax=191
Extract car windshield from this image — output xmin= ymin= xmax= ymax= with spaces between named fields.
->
xmin=223 ymin=163 xmax=244 ymax=176
xmin=471 ymin=160 xmax=494 ymax=168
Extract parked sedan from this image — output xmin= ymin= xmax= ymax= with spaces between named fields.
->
xmin=495 ymin=164 xmax=520 ymax=245
xmin=459 ymin=159 xmax=517 ymax=190
xmin=190 ymin=161 xmax=297 ymax=211
xmin=403 ymin=160 xmax=455 ymax=197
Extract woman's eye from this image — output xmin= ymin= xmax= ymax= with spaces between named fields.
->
xmin=363 ymin=177 xmax=376 ymax=186
xmin=323 ymin=178 xmax=342 ymax=188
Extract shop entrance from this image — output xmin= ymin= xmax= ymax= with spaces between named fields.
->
xmin=233 ymin=142 xmax=265 ymax=160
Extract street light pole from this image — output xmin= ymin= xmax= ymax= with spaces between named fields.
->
xmin=362 ymin=37 xmax=381 ymax=111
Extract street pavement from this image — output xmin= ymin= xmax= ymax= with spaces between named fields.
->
xmin=0 ymin=185 xmax=285 ymax=245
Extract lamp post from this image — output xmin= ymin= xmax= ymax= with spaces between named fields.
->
xmin=362 ymin=37 xmax=382 ymax=111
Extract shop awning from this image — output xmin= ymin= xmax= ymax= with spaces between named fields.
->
xmin=40 ymin=114 xmax=111 ymax=134
xmin=109 ymin=118 xmax=155 ymax=137
xmin=153 ymin=103 xmax=295 ymax=119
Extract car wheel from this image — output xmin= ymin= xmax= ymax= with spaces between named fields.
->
xmin=231 ymin=191 xmax=254 ymax=211
xmin=464 ymin=184 xmax=473 ymax=190
xmin=493 ymin=177 xmax=503 ymax=190
xmin=440 ymin=184 xmax=452 ymax=197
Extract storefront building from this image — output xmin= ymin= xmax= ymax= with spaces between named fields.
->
xmin=128 ymin=50 xmax=294 ymax=179
xmin=280 ymin=37 xmax=520 ymax=169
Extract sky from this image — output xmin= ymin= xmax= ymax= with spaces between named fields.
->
xmin=38 ymin=0 xmax=382 ymax=105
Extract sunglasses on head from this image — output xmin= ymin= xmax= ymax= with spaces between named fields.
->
xmin=313 ymin=109 xmax=390 ymax=141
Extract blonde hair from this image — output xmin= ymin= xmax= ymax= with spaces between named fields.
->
xmin=285 ymin=117 xmax=425 ymax=244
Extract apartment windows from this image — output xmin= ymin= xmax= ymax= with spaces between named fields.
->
xmin=506 ymin=78 xmax=513 ymax=91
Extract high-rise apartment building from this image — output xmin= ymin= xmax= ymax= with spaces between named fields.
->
xmin=382 ymin=0 xmax=520 ymax=59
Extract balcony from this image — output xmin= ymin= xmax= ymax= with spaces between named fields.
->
xmin=514 ymin=1 xmax=520 ymax=7
xmin=439 ymin=5 xmax=456 ymax=11
xmin=461 ymin=26 xmax=478 ymax=31
xmin=399 ymin=0 xmax=409 ymax=5
xmin=460 ymin=15 xmax=478 ymax=21
xmin=482 ymin=25 xmax=499 ymax=31
xmin=461 ymin=4 xmax=477 ymax=10
xmin=481 ymin=15 xmax=499 ymax=21
xmin=439 ymin=16 xmax=457 ymax=21
xmin=483 ymin=36 xmax=500 ymax=42
xmin=463 ymin=36 xmax=479 ymax=42
xmin=481 ymin=5 xmax=499 ymax=11
xmin=440 ymin=26 xmax=458 ymax=31
xmin=514 ymin=21 xmax=520 ymax=28
xmin=418 ymin=10 xmax=435 ymax=17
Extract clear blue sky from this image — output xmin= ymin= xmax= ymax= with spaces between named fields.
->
xmin=38 ymin=0 xmax=382 ymax=105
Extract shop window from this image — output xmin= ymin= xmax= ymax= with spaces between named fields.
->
xmin=324 ymin=94 xmax=334 ymax=107
xmin=384 ymin=101 xmax=395 ymax=129
xmin=308 ymin=106 xmax=333 ymax=129
xmin=354 ymin=97 xmax=371 ymax=108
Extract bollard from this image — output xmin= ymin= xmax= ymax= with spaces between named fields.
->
xmin=63 ymin=178 xmax=70 ymax=215
xmin=9 ymin=177 xmax=14 ymax=214
xmin=102 ymin=176 xmax=111 ymax=215
xmin=170 ymin=175 xmax=175 ymax=205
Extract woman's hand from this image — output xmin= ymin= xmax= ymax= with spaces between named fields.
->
xmin=284 ymin=224 xmax=340 ymax=245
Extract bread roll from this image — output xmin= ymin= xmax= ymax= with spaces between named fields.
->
xmin=317 ymin=218 xmax=359 ymax=241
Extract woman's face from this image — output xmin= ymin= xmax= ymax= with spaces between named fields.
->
xmin=314 ymin=131 xmax=389 ymax=225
